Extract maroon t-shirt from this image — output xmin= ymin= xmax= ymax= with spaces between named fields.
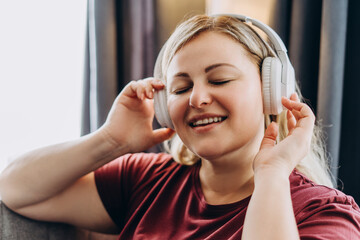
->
xmin=94 ymin=153 xmax=360 ymax=239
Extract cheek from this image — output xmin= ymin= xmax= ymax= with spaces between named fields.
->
xmin=167 ymin=96 xmax=188 ymax=129
xmin=229 ymin=82 xmax=262 ymax=105
xmin=227 ymin=82 xmax=264 ymax=124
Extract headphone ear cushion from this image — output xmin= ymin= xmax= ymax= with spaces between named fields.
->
xmin=262 ymin=57 xmax=283 ymax=115
xmin=153 ymin=89 xmax=174 ymax=129
xmin=153 ymin=44 xmax=174 ymax=129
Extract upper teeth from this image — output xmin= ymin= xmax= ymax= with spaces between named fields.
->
xmin=192 ymin=117 xmax=223 ymax=126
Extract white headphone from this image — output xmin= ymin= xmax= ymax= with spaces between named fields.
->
xmin=153 ymin=14 xmax=295 ymax=129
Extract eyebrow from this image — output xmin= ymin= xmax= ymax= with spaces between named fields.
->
xmin=204 ymin=63 xmax=237 ymax=73
xmin=172 ymin=63 xmax=237 ymax=79
xmin=174 ymin=72 xmax=190 ymax=78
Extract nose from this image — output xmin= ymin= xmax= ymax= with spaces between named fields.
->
xmin=189 ymin=85 xmax=212 ymax=108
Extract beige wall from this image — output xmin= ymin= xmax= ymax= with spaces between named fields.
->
xmin=206 ymin=0 xmax=276 ymax=25
xmin=155 ymin=0 xmax=206 ymax=46
xmin=155 ymin=0 xmax=276 ymax=50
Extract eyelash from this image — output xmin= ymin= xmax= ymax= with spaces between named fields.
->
xmin=173 ymin=80 xmax=231 ymax=95
xmin=174 ymin=87 xmax=190 ymax=95
xmin=210 ymin=80 xmax=230 ymax=85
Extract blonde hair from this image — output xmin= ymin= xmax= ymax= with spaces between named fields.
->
xmin=157 ymin=15 xmax=334 ymax=187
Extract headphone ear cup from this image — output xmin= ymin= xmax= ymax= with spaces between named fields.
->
xmin=153 ymin=89 xmax=174 ymax=129
xmin=262 ymin=57 xmax=283 ymax=115
xmin=153 ymin=44 xmax=174 ymax=129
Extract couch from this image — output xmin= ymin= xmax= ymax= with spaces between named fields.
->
xmin=0 ymin=201 xmax=118 ymax=240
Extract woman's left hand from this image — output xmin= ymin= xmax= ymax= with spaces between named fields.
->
xmin=252 ymin=93 xmax=316 ymax=180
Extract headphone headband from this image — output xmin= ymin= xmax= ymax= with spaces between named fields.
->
xmin=211 ymin=14 xmax=293 ymax=85
xmin=212 ymin=14 xmax=287 ymax=53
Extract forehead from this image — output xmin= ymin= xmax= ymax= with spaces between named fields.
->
xmin=167 ymin=31 xmax=253 ymax=74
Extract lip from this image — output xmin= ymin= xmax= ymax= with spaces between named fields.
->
xmin=187 ymin=113 xmax=227 ymax=125
xmin=187 ymin=113 xmax=228 ymax=133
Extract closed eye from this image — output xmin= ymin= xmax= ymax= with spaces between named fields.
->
xmin=210 ymin=80 xmax=231 ymax=85
xmin=173 ymin=86 xmax=192 ymax=95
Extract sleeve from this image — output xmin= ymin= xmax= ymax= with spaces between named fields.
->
xmin=296 ymin=191 xmax=360 ymax=239
xmin=94 ymin=154 xmax=132 ymax=228
xmin=94 ymin=153 xmax=173 ymax=229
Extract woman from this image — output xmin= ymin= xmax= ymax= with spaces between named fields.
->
xmin=0 ymin=15 xmax=359 ymax=239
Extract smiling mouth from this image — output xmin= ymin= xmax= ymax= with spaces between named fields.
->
xmin=189 ymin=116 xmax=228 ymax=127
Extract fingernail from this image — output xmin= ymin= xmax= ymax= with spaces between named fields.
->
xmin=155 ymin=79 xmax=163 ymax=84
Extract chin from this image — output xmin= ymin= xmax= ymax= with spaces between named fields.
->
xmin=188 ymin=138 xmax=254 ymax=163
xmin=190 ymin=146 xmax=228 ymax=161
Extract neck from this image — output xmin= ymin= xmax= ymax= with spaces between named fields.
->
xmin=199 ymin=150 xmax=256 ymax=205
xmin=197 ymin=120 xmax=265 ymax=205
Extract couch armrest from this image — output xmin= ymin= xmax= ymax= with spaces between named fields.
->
xmin=0 ymin=200 xmax=77 ymax=240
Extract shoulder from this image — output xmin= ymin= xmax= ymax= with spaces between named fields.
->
xmin=290 ymin=171 xmax=359 ymax=213
xmin=290 ymin=171 xmax=360 ymax=238
xmin=103 ymin=152 xmax=174 ymax=166
xmin=95 ymin=152 xmax=177 ymax=181
xmin=94 ymin=152 xmax=188 ymax=194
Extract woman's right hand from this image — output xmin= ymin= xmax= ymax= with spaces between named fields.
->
xmin=0 ymin=78 xmax=174 ymax=233
xmin=99 ymin=77 xmax=175 ymax=153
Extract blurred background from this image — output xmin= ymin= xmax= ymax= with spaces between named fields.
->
xmin=0 ymin=0 xmax=359 ymax=208
xmin=0 ymin=1 xmax=87 ymax=171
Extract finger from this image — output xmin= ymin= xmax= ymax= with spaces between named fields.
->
xmin=142 ymin=80 xmax=154 ymax=99
xmin=259 ymin=122 xmax=278 ymax=150
xmin=144 ymin=78 xmax=165 ymax=99
xmin=287 ymin=110 xmax=296 ymax=134
xmin=288 ymin=93 xmax=302 ymax=121
xmin=282 ymin=97 xmax=309 ymax=114
xmin=290 ymin=109 xmax=302 ymax=121
xmin=152 ymin=128 xmax=175 ymax=144
xmin=281 ymin=97 xmax=315 ymax=150
xmin=122 ymin=78 xmax=165 ymax=101
xmin=151 ymin=78 xmax=166 ymax=90
xmin=135 ymin=80 xmax=153 ymax=100
xmin=126 ymin=80 xmax=145 ymax=100
xmin=143 ymin=77 xmax=165 ymax=89
xmin=136 ymin=81 xmax=148 ymax=100
xmin=289 ymin=93 xmax=299 ymax=102
xmin=124 ymin=80 xmax=140 ymax=98
xmin=281 ymin=97 xmax=315 ymax=124
xmin=138 ymin=78 xmax=165 ymax=100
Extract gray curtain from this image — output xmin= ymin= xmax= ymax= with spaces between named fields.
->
xmin=82 ymin=0 xmax=156 ymax=135
xmin=271 ymin=0 xmax=360 ymax=202
xmin=338 ymin=0 xmax=360 ymax=203
xmin=82 ymin=0 xmax=118 ymax=134
xmin=81 ymin=0 xmax=156 ymax=238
